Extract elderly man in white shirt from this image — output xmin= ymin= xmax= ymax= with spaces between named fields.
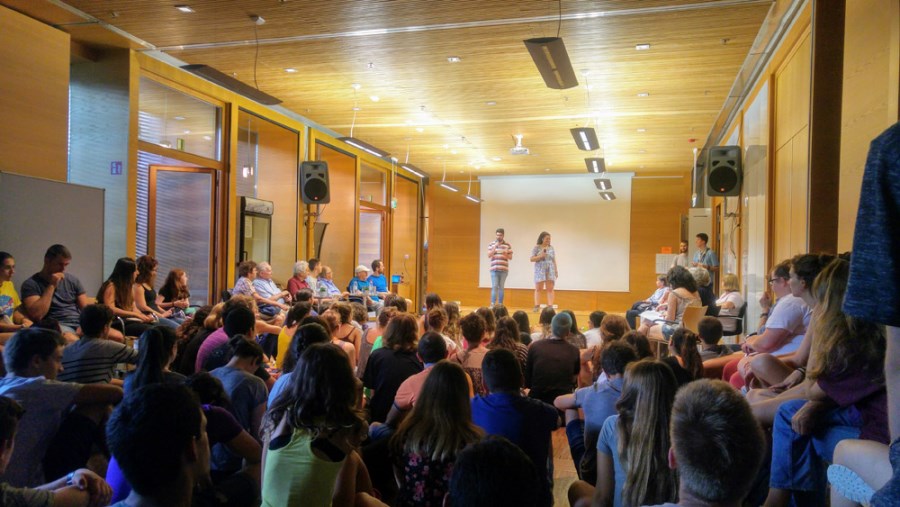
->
xmin=252 ymin=262 xmax=291 ymax=315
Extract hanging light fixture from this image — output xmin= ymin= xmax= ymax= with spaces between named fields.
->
xmin=523 ymin=0 xmax=578 ymax=89
xmin=439 ymin=161 xmax=458 ymax=192
xmin=465 ymin=172 xmax=483 ymax=203
xmin=599 ymin=191 xmax=616 ymax=201
xmin=585 ymin=157 xmax=606 ymax=173
xmin=337 ymin=87 xmax=390 ymax=159
xmin=399 ymin=144 xmax=427 ymax=179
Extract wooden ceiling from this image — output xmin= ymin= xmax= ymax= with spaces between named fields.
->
xmin=14 ymin=0 xmax=774 ymax=179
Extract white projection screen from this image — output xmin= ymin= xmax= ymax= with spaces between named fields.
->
xmin=478 ymin=173 xmax=632 ymax=292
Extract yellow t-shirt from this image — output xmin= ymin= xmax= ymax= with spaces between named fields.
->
xmin=276 ymin=328 xmax=292 ymax=370
xmin=0 ymin=281 xmax=21 ymax=320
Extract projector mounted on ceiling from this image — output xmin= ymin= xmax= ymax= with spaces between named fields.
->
xmin=509 ymin=134 xmax=530 ymax=156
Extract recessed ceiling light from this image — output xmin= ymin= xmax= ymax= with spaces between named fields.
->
xmin=366 ymin=62 xmax=375 ymax=69
xmin=352 ymin=106 xmax=361 ymax=111
xmin=443 ymin=144 xmax=449 ymax=150
xmin=491 ymin=156 xmax=502 ymax=161
xmin=451 ymin=150 xmax=458 ymax=155
xmin=637 ymin=92 xmax=650 ymax=97
xmin=639 ymin=149 xmax=647 ymax=153
xmin=175 ymin=5 xmax=195 ymax=13
xmin=585 ymin=84 xmax=594 ymax=91
xmin=203 ymin=135 xmax=212 ymax=141
xmin=284 ymin=68 xmax=297 ymax=73
xmin=545 ymin=168 xmax=551 ymax=172
xmin=635 ymin=43 xmax=651 ymax=51
xmin=636 ymin=128 xmax=647 ymax=132
xmin=485 ymin=101 xmax=497 ymax=106
xmin=351 ymin=83 xmax=361 ymax=90
xmin=183 ymin=130 xmax=191 ymax=134
xmin=415 ymin=127 xmax=424 ymax=133
xmin=447 ymin=56 xmax=462 ymax=63
xmin=369 ymin=95 xmax=380 ymax=102
xmin=173 ymin=116 xmax=185 ymax=121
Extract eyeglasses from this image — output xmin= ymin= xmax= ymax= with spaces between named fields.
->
xmin=767 ymin=278 xmax=780 ymax=284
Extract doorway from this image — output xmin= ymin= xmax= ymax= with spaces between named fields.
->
xmin=148 ymin=165 xmax=218 ymax=305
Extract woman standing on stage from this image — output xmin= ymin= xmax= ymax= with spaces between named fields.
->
xmin=530 ymin=231 xmax=558 ymax=312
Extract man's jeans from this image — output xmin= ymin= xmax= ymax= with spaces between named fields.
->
xmin=490 ymin=270 xmax=509 ymax=305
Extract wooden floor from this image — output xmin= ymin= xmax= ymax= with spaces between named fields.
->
xmin=552 ymin=427 xmax=579 ymax=506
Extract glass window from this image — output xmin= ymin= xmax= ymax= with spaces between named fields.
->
xmin=138 ymin=77 xmax=221 ymax=160
xmin=359 ymin=163 xmax=386 ymax=206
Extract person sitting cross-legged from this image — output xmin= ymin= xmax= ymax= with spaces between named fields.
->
xmin=445 ymin=436 xmax=541 ymax=507
xmin=525 ymin=312 xmax=580 ymax=407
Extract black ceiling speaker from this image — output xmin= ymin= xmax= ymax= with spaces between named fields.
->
xmin=707 ymin=146 xmax=742 ymax=196
xmin=300 ymin=161 xmax=330 ymax=204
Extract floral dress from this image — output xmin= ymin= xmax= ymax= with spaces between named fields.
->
xmin=393 ymin=450 xmax=457 ymax=507
xmin=531 ymin=245 xmax=557 ymax=283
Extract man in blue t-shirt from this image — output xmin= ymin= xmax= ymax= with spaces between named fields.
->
xmin=348 ymin=265 xmax=382 ymax=312
xmin=20 ymin=245 xmax=87 ymax=338
xmin=471 ymin=349 xmax=557 ymax=507
xmin=366 ymin=259 xmax=391 ymax=299
xmin=692 ymin=233 xmax=719 ymax=289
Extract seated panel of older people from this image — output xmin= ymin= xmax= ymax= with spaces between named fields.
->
xmin=716 ymin=273 xmax=745 ymax=333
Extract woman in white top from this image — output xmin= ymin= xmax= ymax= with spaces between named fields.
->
xmin=716 ymin=273 xmax=745 ymax=333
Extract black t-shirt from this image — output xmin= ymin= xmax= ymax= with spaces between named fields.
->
xmin=362 ymin=348 xmax=423 ymax=423
xmin=178 ymin=328 xmax=214 ymax=375
xmin=662 ymin=356 xmax=695 ymax=389
xmin=525 ymin=338 xmax=580 ymax=396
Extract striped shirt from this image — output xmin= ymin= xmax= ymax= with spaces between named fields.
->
xmin=59 ymin=337 xmax=138 ymax=384
xmin=488 ymin=240 xmax=512 ymax=271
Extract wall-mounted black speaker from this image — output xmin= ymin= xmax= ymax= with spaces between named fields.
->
xmin=707 ymin=146 xmax=742 ymax=196
xmin=300 ymin=161 xmax=330 ymax=204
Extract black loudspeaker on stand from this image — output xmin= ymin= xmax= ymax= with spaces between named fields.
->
xmin=300 ymin=161 xmax=330 ymax=204
xmin=706 ymin=146 xmax=742 ymax=196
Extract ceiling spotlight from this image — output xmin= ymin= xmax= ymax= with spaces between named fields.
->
xmin=491 ymin=156 xmax=502 ymax=161
xmin=338 ymin=137 xmax=390 ymax=158
xmin=369 ymin=95 xmax=380 ymax=102
xmin=635 ymin=43 xmax=651 ymax=51
xmin=593 ymin=177 xmax=612 ymax=190
xmin=485 ymin=101 xmax=497 ymax=106
xmin=636 ymin=128 xmax=647 ymax=132
xmin=524 ymin=37 xmax=579 ymax=89
xmin=284 ymin=68 xmax=297 ymax=73
xmin=571 ymin=128 xmax=600 ymax=151
xmin=585 ymin=157 xmax=606 ymax=173
xmin=415 ymin=127 xmax=424 ymax=133
xmin=637 ymin=92 xmax=650 ymax=97
xmin=599 ymin=191 xmax=616 ymax=200
xmin=173 ymin=116 xmax=186 ymax=121
xmin=174 ymin=5 xmax=195 ymax=13
xmin=447 ymin=56 xmax=462 ymax=63
xmin=351 ymin=83 xmax=361 ymax=90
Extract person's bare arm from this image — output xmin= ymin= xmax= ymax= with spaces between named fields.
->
xmin=384 ymin=403 xmax=408 ymax=428
xmin=745 ymin=328 xmax=793 ymax=353
xmin=22 ymin=273 xmax=65 ymax=321
xmin=226 ymin=429 xmax=262 ymax=481
xmin=73 ymin=383 xmax=124 ymax=406
xmin=554 ymin=393 xmax=577 ymax=411
xmin=664 ymin=291 xmax=677 ymax=322
xmin=250 ymin=402 xmax=266 ymax=441
xmin=592 ymin=450 xmax=616 ymax=507
xmin=38 ymin=469 xmax=112 ymax=507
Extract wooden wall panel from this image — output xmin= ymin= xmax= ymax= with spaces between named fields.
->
xmin=315 ymin=143 xmax=357 ymax=290
xmin=391 ymin=176 xmax=420 ymax=308
xmin=838 ymin=0 xmax=900 ymax=250
xmin=248 ymin=113 xmax=300 ymax=284
xmin=790 ymin=127 xmax=809 ymax=255
xmin=0 ymin=5 xmax=69 ymax=181
xmin=427 ymin=175 xmax=690 ymax=313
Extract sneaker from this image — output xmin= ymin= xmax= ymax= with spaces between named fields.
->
xmin=828 ymin=464 xmax=875 ymax=506
xmin=533 ymin=306 xmax=540 ymax=312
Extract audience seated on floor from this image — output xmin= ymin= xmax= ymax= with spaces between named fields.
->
xmin=328 ymin=302 xmax=362 ymax=365
xmin=106 ymin=384 xmax=210 ymax=507
xmin=357 ymin=307 xmax=396 ymax=381
xmin=379 ymin=332 xmax=449 ymax=435
xmin=697 ymin=316 xmax=732 ymax=364
xmin=389 ymin=361 xmax=483 ymax=507
xmin=488 ymin=316 xmax=528 ymax=370
xmin=622 ymin=330 xmax=654 ymax=360
xmin=584 ymin=310 xmax=607 ymax=349
xmin=59 ymin=304 xmax=137 ymax=385
xmin=472 ymin=348 xmax=557 ymax=507
xmin=322 ymin=308 xmax=358 ymax=369
xmin=555 ymin=341 xmax=638 ymax=484
xmin=273 ymin=302 xmax=312 ymax=370
xmin=525 ymin=312 xmax=580 ymax=406
xmin=446 ymin=436 xmax=541 ymax=507
xmin=0 ymin=328 xmax=122 ymax=487
xmin=0 ymin=395 xmax=112 ymax=507
xmin=176 ymin=304 xmax=219 ymax=375
xmin=662 ymin=328 xmax=704 ymax=388
xmin=568 ymin=359 xmax=678 ymax=507
xmin=661 ymin=379 xmax=766 ymax=507
xmin=262 ymin=344 xmax=383 ymax=506
xmin=363 ymin=313 xmax=423 ymax=423
xmin=531 ymin=306 xmax=556 ymax=342
xmin=512 ymin=309 xmax=533 ymax=345
xmin=267 ymin=323 xmax=331 ymax=407
xmin=450 ymin=312 xmax=490 ymax=397
xmin=562 ymin=309 xmax=588 ymax=349
xmin=210 ymin=338 xmax=267 ymax=479
xmin=124 ymin=327 xmax=186 ymax=395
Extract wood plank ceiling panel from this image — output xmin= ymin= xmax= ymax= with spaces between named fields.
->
xmin=58 ymin=0 xmax=771 ymax=177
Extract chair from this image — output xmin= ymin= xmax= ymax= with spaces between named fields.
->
xmin=649 ymin=305 xmax=707 ymax=357
xmin=719 ymin=302 xmax=747 ymax=338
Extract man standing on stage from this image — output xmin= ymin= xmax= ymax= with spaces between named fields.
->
xmin=487 ymin=228 xmax=513 ymax=306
